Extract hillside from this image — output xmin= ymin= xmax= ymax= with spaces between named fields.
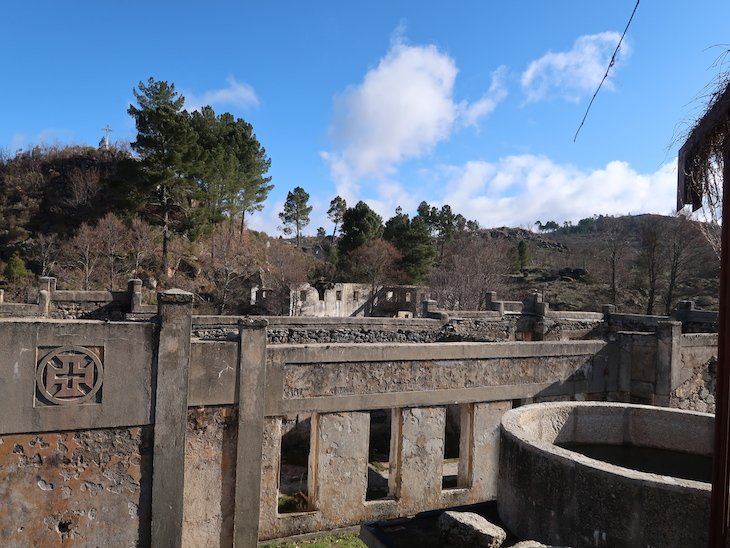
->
xmin=498 ymin=214 xmax=719 ymax=314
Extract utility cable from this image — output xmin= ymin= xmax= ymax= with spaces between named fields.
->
xmin=574 ymin=0 xmax=640 ymax=142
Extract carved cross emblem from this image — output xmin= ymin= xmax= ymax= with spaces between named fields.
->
xmin=36 ymin=346 xmax=104 ymax=405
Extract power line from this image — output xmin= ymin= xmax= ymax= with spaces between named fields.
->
xmin=573 ymin=0 xmax=640 ymax=142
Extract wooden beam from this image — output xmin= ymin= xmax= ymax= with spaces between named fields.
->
xmin=709 ymin=143 xmax=730 ymax=547
xmin=677 ymin=83 xmax=730 ymax=210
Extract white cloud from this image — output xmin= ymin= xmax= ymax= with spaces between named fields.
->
xmin=521 ymin=32 xmax=629 ymax=103
xmin=460 ymin=66 xmax=508 ymax=127
xmin=435 ymin=155 xmax=676 ymax=228
xmin=323 ymin=37 xmax=506 ymax=203
xmin=184 ymin=76 xmax=259 ymax=112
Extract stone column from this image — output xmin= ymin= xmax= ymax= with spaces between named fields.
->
xmin=316 ymin=412 xmax=369 ymax=523
xmin=38 ymin=290 xmax=50 ymax=317
xmin=233 ymin=318 xmax=268 ymax=547
xmin=38 ymin=277 xmax=56 ymax=317
xmin=151 ymin=289 xmax=193 ymax=548
xmin=470 ymin=401 xmax=511 ymax=499
xmin=38 ymin=276 xmax=56 ymax=294
xmin=396 ymin=406 xmax=445 ymax=513
xmin=128 ymin=278 xmax=143 ymax=313
xmin=656 ymin=320 xmax=682 ymax=407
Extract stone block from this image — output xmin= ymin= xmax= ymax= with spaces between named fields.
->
xmin=398 ymin=407 xmax=445 ymax=513
xmin=438 ymin=511 xmax=506 ymax=547
xmin=317 ymin=412 xmax=369 ymax=522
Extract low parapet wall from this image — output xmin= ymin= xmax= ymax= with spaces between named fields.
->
xmin=0 ymin=277 xmax=152 ymax=320
xmin=193 ymin=315 xmax=444 ymax=344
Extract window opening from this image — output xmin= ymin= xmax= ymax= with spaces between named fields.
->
xmin=442 ymin=404 xmax=472 ymax=490
xmin=367 ymin=408 xmax=395 ymax=501
xmin=278 ymin=413 xmax=317 ymax=513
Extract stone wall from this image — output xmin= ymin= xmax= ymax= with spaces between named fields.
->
xmin=193 ymin=316 xmax=444 ymax=344
xmin=671 ymin=333 xmax=718 ymax=413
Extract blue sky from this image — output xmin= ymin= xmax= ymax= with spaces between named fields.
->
xmin=2 ymin=1 xmax=730 ymax=234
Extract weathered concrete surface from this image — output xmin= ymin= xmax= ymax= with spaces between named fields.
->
xmin=498 ymin=402 xmax=711 ymax=548
xmin=438 ymin=511 xmax=506 ymax=547
xmin=234 ymin=318 xmax=268 ymax=546
xmin=398 ymin=407 xmax=445 ymax=513
xmin=0 ymin=319 xmax=156 ymax=435
xmin=316 ymin=412 xmax=369 ymax=521
xmin=282 ymin=355 xmax=597 ymax=399
xmin=151 ymin=289 xmax=193 ymax=548
xmin=181 ymin=406 xmax=236 ymax=547
xmin=0 ymin=427 xmax=152 ymax=546
xmin=189 ymin=340 xmax=238 ymax=406
xmin=470 ymin=401 xmax=512 ymax=499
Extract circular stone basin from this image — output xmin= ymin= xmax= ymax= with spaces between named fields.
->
xmin=497 ymin=402 xmax=712 ymax=548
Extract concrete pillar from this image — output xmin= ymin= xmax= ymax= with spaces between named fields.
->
xmin=470 ymin=401 xmax=512 ymax=499
xmin=151 ymin=289 xmax=193 ymax=548
xmin=233 ymin=318 xmax=268 ymax=547
xmin=258 ymin=418 xmax=282 ymax=539
xmin=38 ymin=276 xmax=56 ymax=294
xmin=38 ymin=290 xmax=50 ymax=317
xmin=422 ymin=299 xmax=438 ymax=317
xmin=0 ymin=289 xmax=4 ymax=304
xmin=396 ymin=406 xmax=445 ymax=513
xmin=128 ymin=278 xmax=143 ymax=313
xmin=671 ymin=300 xmax=694 ymax=323
xmin=316 ymin=412 xmax=369 ymax=521
xmin=616 ymin=332 xmax=633 ymax=395
xmin=656 ymin=320 xmax=682 ymax=406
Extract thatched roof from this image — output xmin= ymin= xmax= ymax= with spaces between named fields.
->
xmin=677 ymin=81 xmax=730 ymax=211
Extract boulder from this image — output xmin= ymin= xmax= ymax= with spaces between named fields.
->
xmin=438 ymin=511 xmax=506 ymax=547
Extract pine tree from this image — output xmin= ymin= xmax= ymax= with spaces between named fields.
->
xmin=327 ymin=195 xmax=347 ymax=237
xmin=279 ymin=187 xmax=312 ymax=248
xmin=128 ymin=77 xmax=198 ymax=275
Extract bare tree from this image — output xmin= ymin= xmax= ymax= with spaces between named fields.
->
xmin=349 ymin=239 xmax=403 ymax=300
xmin=207 ymin=224 xmax=262 ymax=314
xmin=33 ymin=233 xmax=60 ymax=276
xmin=65 ymin=166 xmax=101 ymax=208
xmin=636 ymin=216 xmax=666 ymax=315
xmin=430 ymin=232 xmax=510 ymax=310
xmin=265 ymin=239 xmax=314 ymax=315
xmin=128 ymin=217 xmax=158 ymax=278
xmin=61 ymin=223 xmax=100 ymax=290
xmin=95 ymin=213 xmax=129 ymax=290
xmin=599 ymin=217 xmax=631 ymax=305
xmin=663 ymin=214 xmax=702 ymax=314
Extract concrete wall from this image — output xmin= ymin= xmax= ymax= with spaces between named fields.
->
xmin=0 ymin=300 xmax=719 ymax=545
xmin=291 ymin=283 xmax=428 ymax=318
xmin=499 ymin=402 xmax=712 ymax=548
